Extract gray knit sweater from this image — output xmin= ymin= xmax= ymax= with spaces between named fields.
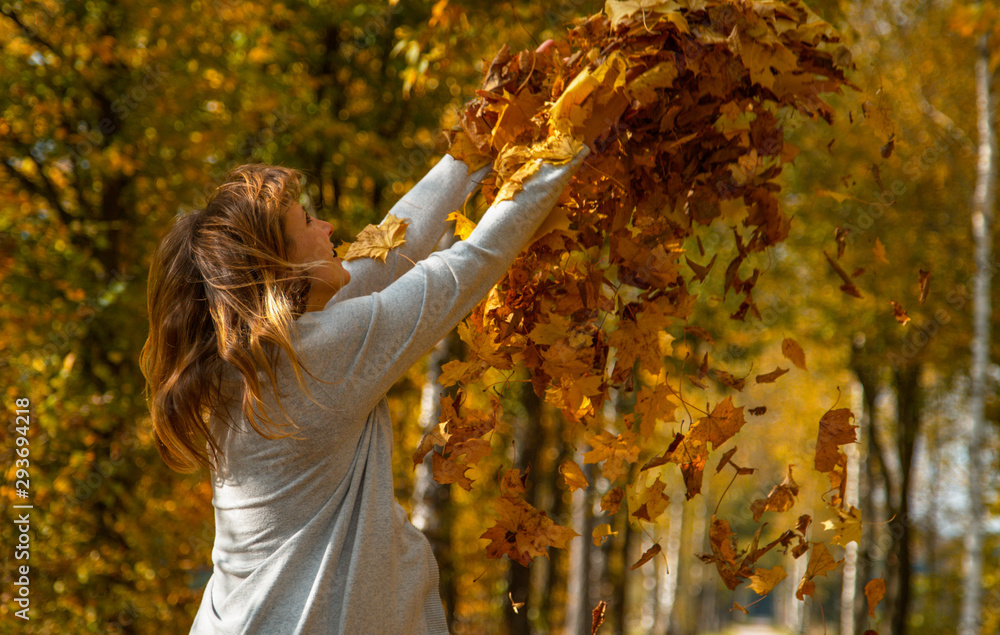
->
xmin=190 ymin=146 xmax=589 ymax=634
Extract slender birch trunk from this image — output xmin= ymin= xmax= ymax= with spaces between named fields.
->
xmin=959 ymin=26 xmax=996 ymax=635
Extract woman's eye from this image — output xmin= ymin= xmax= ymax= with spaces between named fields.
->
xmin=306 ymin=215 xmax=313 ymax=225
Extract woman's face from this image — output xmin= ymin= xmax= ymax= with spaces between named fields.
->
xmin=283 ymin=203 xmax=350 ymax=311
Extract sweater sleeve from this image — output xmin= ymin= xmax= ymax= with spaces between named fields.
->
xmin=310 ymin=145 xmax=590 ymax=418
xmin=333 ymin=155 xmax=492 ymax=303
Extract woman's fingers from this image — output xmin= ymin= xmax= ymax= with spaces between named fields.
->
xmin=535 ymin=39 xmax=556 ymax=54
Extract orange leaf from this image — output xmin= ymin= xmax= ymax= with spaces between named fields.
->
xmin=781 ymin=338 xmax=808 ymax=371
xmin=815 ymin=408 xmax=857 ymax=473
xmin=601 ymin=488 xmax=624 ymax=514
xmin=918 ymin=269 xmax=931 ymax=305
xmin=559 ymin=461 xmax=589 ymax=492
xmin=865 ymin=577 xmax=886 ymax=618
xmin=688 ymin=397 xmax=746 ymax=449
xmin=873 ymin=237 xmax=889 ymax=264
xmin=889 ymin=300 xmax=910 ymax=325
xmin=630 ymin=543 xmax=662 ymax=570
xmin=750 ymin=464 xmax=799 ymax=521
xmin=755 ymin=366 xmax=788 ymax=384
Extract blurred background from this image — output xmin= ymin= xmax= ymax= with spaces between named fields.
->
xmin=1 ymin=0 xmax=998 ymax=633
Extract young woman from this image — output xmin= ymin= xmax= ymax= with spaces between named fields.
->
xmin=140 ymin=77 xmax=592 ymax=632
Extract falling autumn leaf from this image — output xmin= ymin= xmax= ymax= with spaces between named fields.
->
xmin=559 ymin=460 xmax=589 ymax=491
xmin=918 ymin=269 xmax=931 ymax=304
xmin=601 ymin=488 xmax=625 ymax=515
xmin=591 ymin=601 xmax=607 ymax=635
xmin=343 ymin=213 xmax=410 ymax=262
xmin=815 ymin=408 xmax=857 ymax=473
xmin=835 ymin=227 xmax=849 ymax=259
xmin=796 ymin=542 xmax=842 ymax=601
xmin=873 ymin=237 xmax=889 ymax=264
xmin=592 ymin=523 xmax=618 ymax=546
xmin=748 ymin=565 xmax=787 ymax=595
xmin=447 ymin=210 xmax=477 ymax=240
xmin=865 ymin=577 xmax=886 ymax=618
xmin=781 ymin=338 xmax=808 ymax=371
xmin=632 ymin=477 xmax=670 ymax=522
xmin=509 ymin=592 xmax=525 ymax=614
xmin=750 ymin=464 xmax=800 ymax=521
xmin=630 ymin=543 xmax=663 ymax=570
xmin=756 ymin=366 xmax=789 ymax=384
xmin=822 ymin=504 xmax=863 ymax=547
xmin=889 ymin=300 xmax=910 ymax=325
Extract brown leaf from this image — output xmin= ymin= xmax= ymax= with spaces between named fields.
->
xmin=889 ymin=300 xmax=910 ymax=325
xmin=591 ymin=601 xmax=607 ymax=635
xmin=412 ymin=422 xmax=451 ymax=467
xmin=630 ymin=543 xmax=662 ymax=570
xmin=481 ymin=494 xmax=578 ymax=566
xmin=714 ymin=369 xmax=746 ymax=391
xmin=918 ymin=269 xmax=931 ymax=305
xmin=835 ymin=227 xmax=849 ymax=259
xmin=432 ymin=453 xmax=472 ymax=490
xmin=716 ymin=446 xmax=739 ymax=474
xmin=731 ymin=602 xmax=749 ymax=615
xmin=866 ymin=577 xmax=886 ymax=617
xmin=343 ymin=214 xmax=409 ymax=262
xmin=688 ymin=397 xmax=746 ymax=449
xmin=683 ymin=325 xmax=715 ymax=345
xmin=750 ymin=464 xmax=800 ymax=521
xmin=781 ymin=338 xmax=808 ymax=371
xmin=601 ymin=488 xmax=624 ymax=514
xmin=686 ymin=254 xmax=717 ymax=283
xmin=815 ymin=408 xmax=857 ymax=472
xmin=756 ymin=366 xmax=789 ymax=384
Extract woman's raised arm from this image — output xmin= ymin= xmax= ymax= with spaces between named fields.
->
xmin=301 ymin=145 xmax=590 ymax=419
xmin=333 ymin=156 xmax=492 ymax=303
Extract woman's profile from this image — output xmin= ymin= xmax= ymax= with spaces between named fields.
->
xmin=140 ymin=44 xmax=594 ymax=633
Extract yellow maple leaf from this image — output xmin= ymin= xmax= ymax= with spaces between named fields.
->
xmin=821 ymin=504 xmax=863 ymax=547
xmin=748 ymin=565 xmax=787 ymax=596
xmin=592 ymin=523 xmax=618 ymax=546
xmin=559 ymin=460 xmax=589 ymax=491
xmin=343 ymin=213 xmax=409 ymax=262
xmin=447 ymin=210 xmax=477 ymax=240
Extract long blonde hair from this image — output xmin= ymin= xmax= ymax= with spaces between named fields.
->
xmin=140 ymin=164 xmax=322 ymax=473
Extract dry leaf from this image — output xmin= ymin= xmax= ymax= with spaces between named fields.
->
xmin=559 ymin=460 xmax=589 ymax=491
xmin=918 ymin=269 xmax=931 ymax=305
xmin=748 ymin=565 xmax=787 ymax=595
xmin=343 ymin=213 xmax=409 ymax=262
xmin=781 ymin=338 xmax=808 ymax=371
xmin=630 ymin=543 xmax=662 ymax=570
xmin=889 ymin=300 xmax=910 ymax=325
xmin=815 ymin=408 xmax=857 ymax=473
xmin=756 ymin=366 xmax=789 ymax=384
xmin=865 ymin=577 xmax=886 ymax=618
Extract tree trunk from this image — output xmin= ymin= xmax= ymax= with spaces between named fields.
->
xmin=565 ymin=459 xmax=596 ymax=635
xmin=412 ymin=232 xmax=461 ymax=624
xmin=890 ymin=362 xmax=922 ymax=635
xmin=504 ymin=381 xmax=542 ymax=633
xmin=960 ymin=25 xmax=996 ymax=635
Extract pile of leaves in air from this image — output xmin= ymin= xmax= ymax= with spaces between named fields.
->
xmin=417 ymin=0 xmax=877 ymax=614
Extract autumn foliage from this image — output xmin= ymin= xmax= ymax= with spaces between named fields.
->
xmin=385 ymin=0 xmax=870 ymax=609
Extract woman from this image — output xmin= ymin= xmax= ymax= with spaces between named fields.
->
xmin=140 ymin=72 xmax=592 ymax=635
